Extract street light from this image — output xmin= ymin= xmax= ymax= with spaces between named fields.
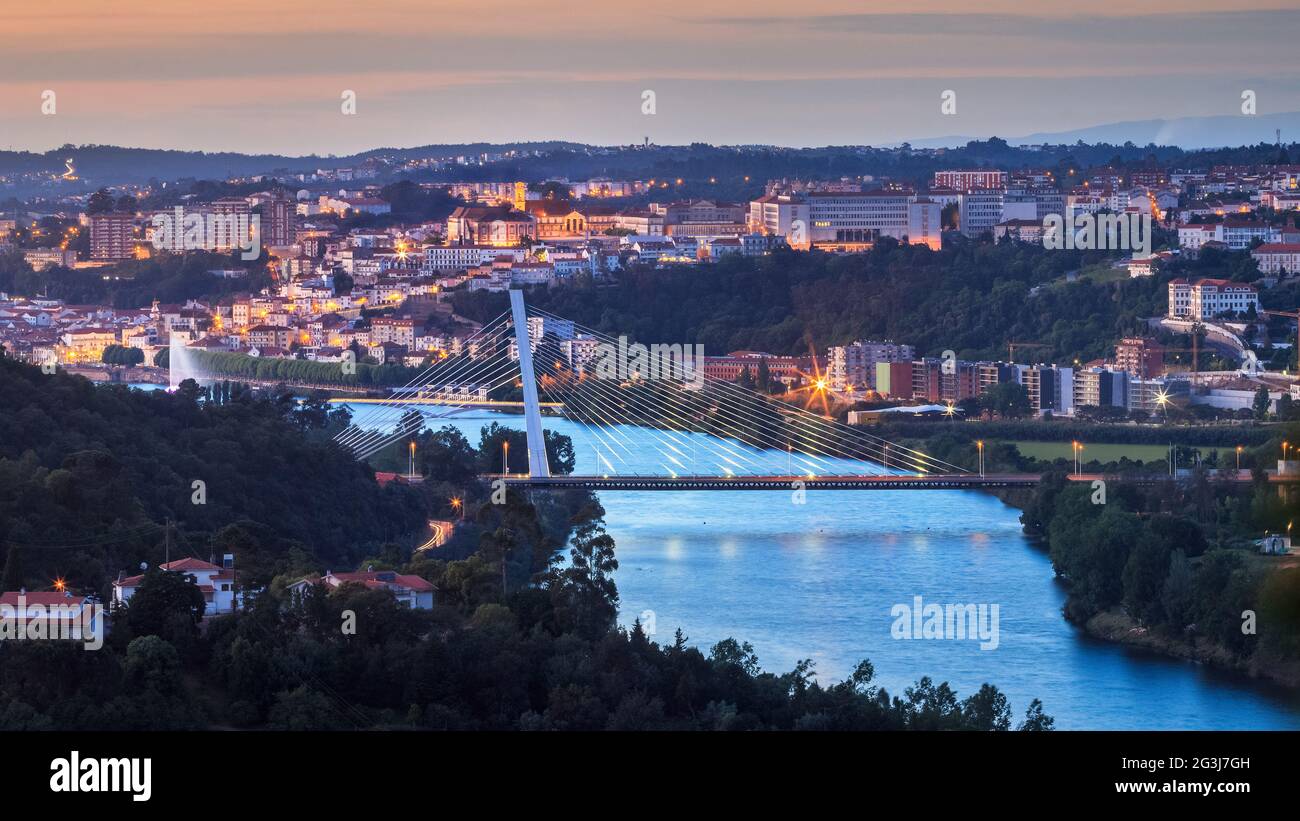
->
xmin=408 ymin=441 xmax=417 ymax=479
xmin=976 ymin=440 xmax=984 ymax=478
xmin=1236 ymin=445 xmax=1243 ymax=473
xmin=450 ymin=496 xmax=463 ymax=521
xmin=503 ymin=441 xmax=509 ymax=476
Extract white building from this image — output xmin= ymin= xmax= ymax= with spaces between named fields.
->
xmin=113 ymin=556 xmax=246 ymax=616
xmin=1167 ymin=278 xmax=1259 ymax=320
xmin=1251 ymin=243 xmax=1300 ymax=275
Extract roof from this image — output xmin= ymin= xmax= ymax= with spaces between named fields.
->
xmin=161 ymin=557 xmax=222 ymax=572
xmin=0 ymin=591 xmax=87 ymax=607
xmin=1253 ymin=243 xmax=1300 ymax=253
xmin=327 ymin=571 xmax=435 ymax=592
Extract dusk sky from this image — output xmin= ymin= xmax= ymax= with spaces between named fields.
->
xmin=3 ymin=0 xmax=1299 ymax=155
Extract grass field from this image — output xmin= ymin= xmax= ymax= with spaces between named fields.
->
xmin=1000 ymin=440 xmax=1171 ymax=464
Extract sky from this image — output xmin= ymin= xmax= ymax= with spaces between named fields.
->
xmin=2 ymin=0 xmax=1299 ymax=155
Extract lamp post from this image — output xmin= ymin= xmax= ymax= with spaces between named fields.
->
xmin=503 ymin=441 xmax=509 ymax=476
xmin=976 ymin=440 xmax=984 ymax=478
xmin=1236 ymin=445 xmax=1243 ymax=473
xmin=408 ymin=441 xmax=416 ymax=479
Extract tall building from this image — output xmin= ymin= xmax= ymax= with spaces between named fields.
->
xmin=958 ymin=190 xmax=1005 ymax=237
xmin=1114 ymin=338 xmax=1165 ymax=379
xmin=1016 ymin=364 xmax=1074 ymax=416
xmin=1073 ymin=367 xmax=1129 ymax=410
xmin=258 ymin=192 xmax=298 ymax=247
xmin=89 ymin=212 xmax=135 ymax=260
xmin=827 ymin=340 xmax=915 ymax=391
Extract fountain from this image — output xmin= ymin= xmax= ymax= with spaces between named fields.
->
xmin=167 ymin=333 xmax=201 ymax=390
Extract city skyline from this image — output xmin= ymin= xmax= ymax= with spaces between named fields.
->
xmin=3 ymin=1 xmax=1300 ymax=155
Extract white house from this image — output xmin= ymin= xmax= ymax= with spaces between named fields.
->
xmin=113 ymin=555 xmax=245 ymax=616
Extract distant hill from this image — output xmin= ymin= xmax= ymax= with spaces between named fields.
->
xmin=0 ymin=141 xmax=588 ymax=189
xmin=1010 ymin=112 xmax=1300 ymax=150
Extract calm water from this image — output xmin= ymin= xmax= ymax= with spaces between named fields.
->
xmin=317 ymin=398 xmax=1300 ymax=728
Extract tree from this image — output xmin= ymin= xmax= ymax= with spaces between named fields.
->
xmin=1018 ymin=699 xmax=1055 ymax=731
xmin=1253 ymin=385 xmax=1271 ymax=420
xmin=545 ymin=503 xmax=618 ymax=638
xmin=86 ymin=188 xmax=116 ymax=215
xmin=982 ymin=382 xmax=1032 ymax=419
xmin=1 ymin=546 xmax=24 ymax=591
xmin=123 ymin=568 xmax=206 ymax=645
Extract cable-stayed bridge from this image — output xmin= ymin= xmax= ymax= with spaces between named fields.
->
xmin=329 ymin=291 xmax=1049 ymax=490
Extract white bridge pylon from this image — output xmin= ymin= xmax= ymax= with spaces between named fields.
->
xmin=510 ymin=289 xmax=551 ymax=478
xmin=333 ymin=291 xmax=968 ymax=479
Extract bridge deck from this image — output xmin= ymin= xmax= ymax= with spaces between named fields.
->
xmin=495 ymin=472 xmax=1300 ymax=490
xmin=497 ymin=474 xmax=1042 ymax=490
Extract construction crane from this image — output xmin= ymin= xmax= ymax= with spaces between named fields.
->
xmin=1007 ymin=341 xmax=1049 ymax=362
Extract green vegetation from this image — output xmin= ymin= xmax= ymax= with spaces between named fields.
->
xmin=187 ymin=349 xmax=438 ymax=388
xmin=1019 ymin=470 xmax=1300 ymax=677
xmin=999 ymin=440 xmax=1171 ymax=464
xmin=0 ymin=355 xmax=1052 ymax=730
xmin=100 ymin=344 xmax=144 ymax=366
xmin=455 ymin=240 xmax=1158 ymax=365
xmin=0 ymin=247 xmax=270 ymax=309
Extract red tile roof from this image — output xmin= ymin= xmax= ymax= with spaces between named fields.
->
xmin=1 ymin=591 xmax=87 ymax=607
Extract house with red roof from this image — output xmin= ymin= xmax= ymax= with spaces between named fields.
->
xmin=112 ymin=555 xmax=245 ymax=616
xmin=287 ymin=569 xmax=435 ymax=609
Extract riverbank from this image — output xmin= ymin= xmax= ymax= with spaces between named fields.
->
xmin=988 ymin=487 xmax=1300 ymax=691
xmin=1083 ymin=609 xmax=1300 ymax=689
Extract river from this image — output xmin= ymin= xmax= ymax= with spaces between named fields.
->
xmin=186 ymin=387 xmax=1300 ymax=730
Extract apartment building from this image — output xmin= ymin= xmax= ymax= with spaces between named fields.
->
xmin=827 ymin=340 xmax=915 ymax=391
xmin=1073 ymin=367 xmax=1129 ymax=410
xmin=1114 ymin=338 xmax=1165 ymax=378
xmin=89 ymin=212 xmax=135 ymax=260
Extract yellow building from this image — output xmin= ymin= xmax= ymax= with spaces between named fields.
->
xmin=60 ymin=328 xmax=118 ymax=363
